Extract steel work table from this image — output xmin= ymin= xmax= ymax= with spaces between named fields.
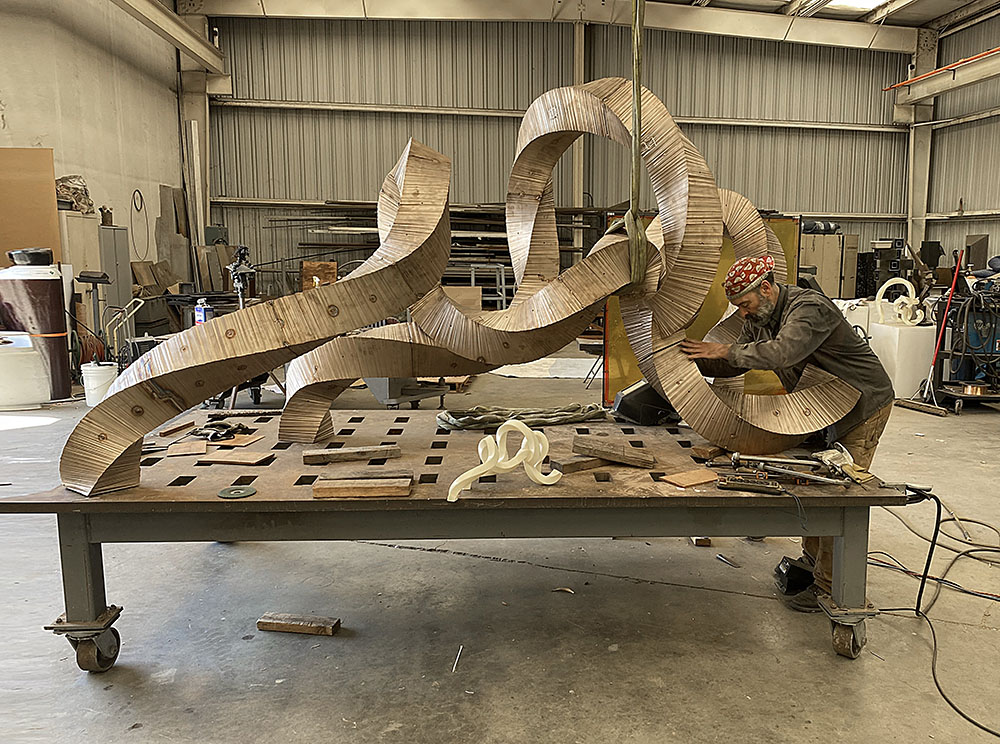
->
xmin=0 ymin=409 xmax=908 ymax=670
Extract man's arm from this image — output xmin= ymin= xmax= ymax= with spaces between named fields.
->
xmin=728 ymin=300 xmax=839 ymax=370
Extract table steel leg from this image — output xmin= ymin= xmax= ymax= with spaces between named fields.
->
xmin=57 ymin=513 xmax=107 ymax=623
xmin=831 ymin=506 xmax=869 ymax=609
xmin=49 ymin=514 xmax=122 ymax=672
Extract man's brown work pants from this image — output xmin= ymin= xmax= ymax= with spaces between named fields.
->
xmin=803 ymin=403 xmax=894 ymax=595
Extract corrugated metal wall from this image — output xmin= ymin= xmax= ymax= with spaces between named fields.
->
xmin=926 ymin=15 xmax=1000 ymax=250
xmin=210 ymin=18 xmax=911 ymax=283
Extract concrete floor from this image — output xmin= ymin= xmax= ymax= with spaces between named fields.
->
xmin=1 ymin=367 xmax=999 ymax=743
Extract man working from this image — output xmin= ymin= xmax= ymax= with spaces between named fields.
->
xmin=680 ymin=254 xmax=894 ymax=612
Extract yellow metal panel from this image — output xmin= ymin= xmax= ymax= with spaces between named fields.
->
xmin=603 ymin=217 xmax=799 ymax=405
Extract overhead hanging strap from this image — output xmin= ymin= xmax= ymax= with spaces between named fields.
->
xmin=625 ymin=0 xmax=647 ymax=289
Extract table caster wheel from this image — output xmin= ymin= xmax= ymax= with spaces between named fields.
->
xmin=831 ymin=620 xmax=866 ymax=659
xmin=74 ymin=628 xmax=121 ymax=673
xmin=953 ymin=399 xmax=963 ymax=415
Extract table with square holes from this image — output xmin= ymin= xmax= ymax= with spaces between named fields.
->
xmin=0 ymin=409 xmax=907 ymax=668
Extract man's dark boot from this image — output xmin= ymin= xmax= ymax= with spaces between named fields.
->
xmin=785 ymin=583 xmax=827 ymax=613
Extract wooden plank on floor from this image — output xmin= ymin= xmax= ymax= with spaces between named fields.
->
xmin=303 ymin=445 xmax=402 ymax=465
xmin=256 ymin=612 xmax=341 ymax=636
xmin=312 ymin=478 xmax=412 ymax=499
xmin=572 ymin=435 xmax=656 ymax=468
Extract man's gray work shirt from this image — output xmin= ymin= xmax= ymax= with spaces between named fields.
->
xmin=696 ymin=283 xmax=894 ymax=436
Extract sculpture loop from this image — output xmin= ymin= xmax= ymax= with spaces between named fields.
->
xmin=447 ymin=420 xmax=561 ymax=502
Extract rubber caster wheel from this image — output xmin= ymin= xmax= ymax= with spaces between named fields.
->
xmin=74 ymin=628 xmax=121 ymax=672
xmin=831 ymin=620 xmax=866 ymax=659
xmin=954 ymin=399 xmax=963 ymax=415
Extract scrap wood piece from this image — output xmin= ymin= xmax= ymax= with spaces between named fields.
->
xmin=197 ymin=451 xmax=273 ymax=466
xmin=312 ymin=477 xmax=412 ymax=499
xmin=689 ymin=536 xmax=712 ymax=547
xmin=158 ymin=419 xmax=196 ymax=437
xmin=256 ymin=612 xmax=341 ymax=636
xmin=319 ymin=467 xmax=414 ymax=481
xmin=550 ymin=455 xmax=610 ymax=474
xmin=166 ymin=440 xmax=207 ymax=457
xmin=660 ymin=468 xmax=718 ymax=488
xmin=572 ymin=435 xmax=656 ymax=468
xmin=219 ymin=433 xmax=263 ymax=448
xmin=893 ymin=398 xmax=948 ymax=417
xmin=303 ymin=444 xmax=402 ymax=465
xmin=691 ymin=444 xmax=725 ymax=461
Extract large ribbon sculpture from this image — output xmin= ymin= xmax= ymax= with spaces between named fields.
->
xmin=62 ymin=79 xmax=859 ymax=496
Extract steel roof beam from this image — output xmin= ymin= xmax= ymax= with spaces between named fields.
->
xmin=110 ymin=0 xmax=224 ymax=72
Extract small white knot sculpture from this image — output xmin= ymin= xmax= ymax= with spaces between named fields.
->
xmin=447 ymin=419 xmax=562 ymax=502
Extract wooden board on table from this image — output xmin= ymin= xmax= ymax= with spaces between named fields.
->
xmin=660 ymin=469 xmax=717 ymax=488
xmin=572 ymin=435 xmax=656 ymax=468
xmin=312 ymin=477 xmax=412 ymax=499
xmin=257 ymin=612 xmax=341 ymax=636
xmin=166 ymin=440 xmax=207 ymax=457
xmin=220 ymin=434 xmax=263 ymax=448
xmin=158 ymin=419 xmax=196 ymax=436
xmin=303 ymin=445 xmax=402 ymax=465
xmin=197 ymin=451 xmax=273 ymax=466
xmin=301 ymin=260 xmax=338 ymax=290
xmin=319 ymin=467 xmax=414 ymax=481
xmin=691 ymin=444 xmax=725 ymax=461
xmin=550 ymin=455 xmax=610 ymax=474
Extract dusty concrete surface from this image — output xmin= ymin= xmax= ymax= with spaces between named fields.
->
xmin=1 ymin=363 xmax=998 ymax=743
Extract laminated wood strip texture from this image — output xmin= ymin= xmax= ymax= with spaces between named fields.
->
xmin=60 ymin=139 xmax=452 ymax=496
xmin=279 ymin=323 xmax=492 ymax=443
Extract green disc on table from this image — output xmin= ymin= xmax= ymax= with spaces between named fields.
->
xmin=218 ymin=486 xmax=256 ymax=499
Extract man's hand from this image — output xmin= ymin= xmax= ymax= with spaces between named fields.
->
xmin=680 ymin=339 xmax=730 ymax=360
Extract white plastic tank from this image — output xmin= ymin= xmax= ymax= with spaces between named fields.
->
xmin=0 ymin=331 xmax=50 ymax=410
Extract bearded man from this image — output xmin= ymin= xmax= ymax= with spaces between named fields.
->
xmin=680 ymin=255 xmax=894 ymax=612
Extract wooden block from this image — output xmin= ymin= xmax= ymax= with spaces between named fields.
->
xmin=220 ymin=433 xmax=263 ymax=448
xmin=660 ymin=469 xmax=718 ymax=488
xmin=256 ymin=612 xmax=341 ymax=636
xmin=206 ymin=247 xmax=224 ymax=291
xmin=158 ymin=419 xmax=196 ymax=436
xmin=303 ymin=445 xmax=402 ymax=465
xmin=131 ymin=261 xmax=157 ymax=287
xmin=691 ymin=444 xmax=725 ymax=461
xmin=301 ymin=260 xmax=338 ymax=290
xmin=689 ymin=536 xmax=712 ymax=547
xmin=319 ymin=467 xmax=414 ymax=481
xmin=572 ymin=435 xmax=656 ymax=468
xmin=550 ymin=455 xmax=610 ymax=474
xmin=166 ymin=440 xmax=207 ymax=457
xmin=312 ymin=478 xmax=412 ymax=499
xmin=197 ymin=451 xmax=273 ymax=466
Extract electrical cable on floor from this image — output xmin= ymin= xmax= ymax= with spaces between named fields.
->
xmin=878 ymin=505 xmax=1000 ymax=565
xmin=877 ymin=489 xmax=1000 ymax=739
xmin=866 ymin=551 xmax=1000 ymax=602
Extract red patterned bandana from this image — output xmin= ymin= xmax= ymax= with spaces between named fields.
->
xmin=723 ymin=255 xmax=775 ymax=301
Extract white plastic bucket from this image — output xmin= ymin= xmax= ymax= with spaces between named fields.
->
xmin=81 ymin=362 xmax=118 ymax=406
